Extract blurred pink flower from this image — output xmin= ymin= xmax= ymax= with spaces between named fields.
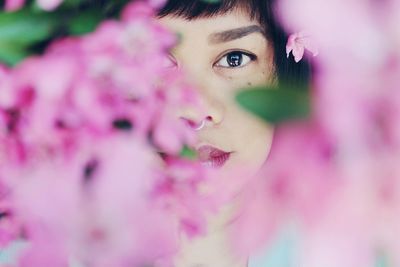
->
xmin=148 ymin=0 xmax=167 ymax=9
xmin=0 ymin=181 xmax=19 ymax=248
xmin=4 ymin=0 xmax=63 ymax=11
xmin=154 ymin=157 xmax=214 ymax=237
xmin=121 ymin=1 xmax=156 ymax=20
xmin=0 ymin=65 xmax=15 ymax=108
xmin=230 ymin=121 xmax=339 ymax=255
xmin=278 ymin=0 xmax=389 ymax=70
xmin=231 ymin=0 xmax=400 ymax=266
xmin=4 ymin=0 xmax=25 ymax=11
xmin=36 ymin=0 xmax=63 ymax=11
xmin=0 ymin=1 xmax=213 ymax=266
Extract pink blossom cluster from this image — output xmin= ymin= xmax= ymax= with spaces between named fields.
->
xmin=4 ymin=0 xmax=167 ymax=11
xmin=232 ymin=0 xmax=400 ymax=266
xmin=4 ymin=0 xmax=64 ymax=11
xmin=0 ymin=2 xmax=221 ymax=266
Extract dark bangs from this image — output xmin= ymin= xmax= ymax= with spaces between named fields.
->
xmin=157 ymin=0 xmax=272 ymax=31
xmin=157 ymin=0 xmax=311 ymax=86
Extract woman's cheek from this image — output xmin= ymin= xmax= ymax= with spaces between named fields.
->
xmin=218 ymin=64 xmax=269 ymax=86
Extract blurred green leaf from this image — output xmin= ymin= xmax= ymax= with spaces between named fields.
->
xmin=200 ymin=0 xmax=221 ymax=3
xmin=60 ymin=0 xmax=85 ymax=9
xmin=180 ymin=146 xmax=197 ymax=160
xmin=68 ymin=10 xmax=103 ymax=35
xmin=236 ymin=85 xmax=311 ymax=124
xmin=0 ymin=10 xmax=57 ymax=45
xmin=0 ymin=41 xmax=30 ymax=66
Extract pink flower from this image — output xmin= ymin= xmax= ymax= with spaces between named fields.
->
xmin=230 ymin=121 xmax=339 ymax=255
xmin=36 ymin=0 xmax=63 ymax=11
xmin=153 ymin=157 xmax=213 ymax=237
xmin=0 ymin=180 xmax=20 ymax=248
xmin=235 ymin=1 xmax=400 ymax=266
xmin=286 ymin=31 xmax=319 ymax=62
xmin=148 ymin=0 xmax=167 ymax=9
xmin=279 ymin=0 xmax=387 ymax=69
xmin=0 ymin=65 xmax=15 ymax=108
xmin=4 ymin=0 xmax=63 ymax=11
xmin=4 ymin=0 xmax=25 ymax=11
xmin=0 ymin=1 xmax=213 ymax=266
xmin=121 ymin=1 xmax=156 ymax=20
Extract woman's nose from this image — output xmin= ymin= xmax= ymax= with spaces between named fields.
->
xmin=178 ymin=89 xmax=225 ymax=131
xmin=176 ymin=60 xmax=225 ymax=130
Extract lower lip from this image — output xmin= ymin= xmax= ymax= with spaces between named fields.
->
xmin=197 ymin=146 xmax=232 ymax=169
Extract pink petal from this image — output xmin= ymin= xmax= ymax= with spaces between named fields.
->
xmin=153 ymin=113 xmax=184 ymax=155
xmin=286 ymin=34 xmax=297 ymax=58
xmin=292 ymin=43 xmax=305 ymax=63
xmin=37 ymin=0 xmax=63 ymax=11
xmin=302 ymin=36 xmax=319 ymax=57
xmin=4 ymin=0 xmax=25 ymax=11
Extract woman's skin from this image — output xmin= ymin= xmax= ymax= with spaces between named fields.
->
xmin=158 ymin=7 xmax=275 ymax=267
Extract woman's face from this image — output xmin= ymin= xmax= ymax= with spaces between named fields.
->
xmin=158 ymin=8 xmax=275 ymax=267
xmin=159 ymin=8 xmax=275 ymax=176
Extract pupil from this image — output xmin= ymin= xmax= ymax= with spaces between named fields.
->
xmin=227 ymin=53 xmax=242 ymax=67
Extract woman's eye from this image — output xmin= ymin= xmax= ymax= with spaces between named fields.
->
xmin=215 ymin=51 xmax=256 ymax=68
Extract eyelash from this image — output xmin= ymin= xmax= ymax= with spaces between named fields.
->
xmin=214 ymin=50 xmax=257 ymax=69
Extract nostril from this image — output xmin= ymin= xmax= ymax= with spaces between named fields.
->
xmin=180 ymin=117 xmax=206 ymax=131
xmin=180 ymin=117 xmax=196 ymax=127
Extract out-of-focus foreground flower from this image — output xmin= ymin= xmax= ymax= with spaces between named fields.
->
xmin=232 ymin=0 xmax=400 ymax=267
xmin=0 ymin=1 xmax=228 ymax=267
xmin=5 ymin=0 xmax=63 ymax=11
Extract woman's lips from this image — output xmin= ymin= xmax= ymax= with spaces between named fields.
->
xmin=197 ymin=145 xmax=231 ymax=168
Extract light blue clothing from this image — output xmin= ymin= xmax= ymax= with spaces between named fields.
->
xmin=0 ymin=240 xmax=27 ymax=265
xmin=0 ymin=241 xmax=83 ymax=267
xmin=249 ymin=227 xmax=297 ymax=267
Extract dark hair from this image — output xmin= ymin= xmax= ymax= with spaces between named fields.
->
xmin=157 ymin=0 xmax=311 ymax=86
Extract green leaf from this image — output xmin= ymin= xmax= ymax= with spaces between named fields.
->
xmin=68 ymin=10 xmax=103 ymax=35
xmin=200 ymin=0 xmax=221 ymax=3
xmin=236 ymin=85 xmax=311 ymax=124
xmin=0 ymin=10 xmax=57 ymax=45
xmin=0 ymin=41 xmax=30 ymax=66
xmin=60 ymin=0 xmax=85 ymax=9
xmin=180 ymin=146 xmax=197 ymax=160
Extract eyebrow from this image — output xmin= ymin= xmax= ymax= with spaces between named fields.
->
xmin=208 ymin=25 xmax=265 ymax=44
